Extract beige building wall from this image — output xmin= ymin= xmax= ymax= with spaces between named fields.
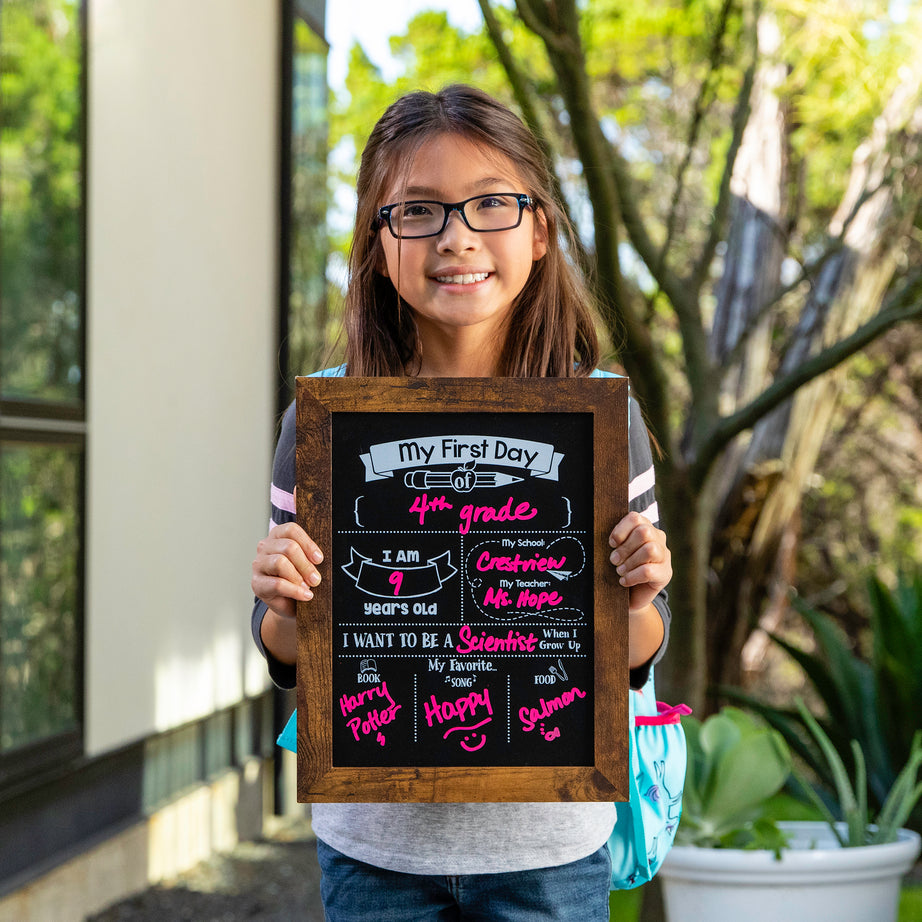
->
xmin=84 ymin=0 xmax=279 ymax=757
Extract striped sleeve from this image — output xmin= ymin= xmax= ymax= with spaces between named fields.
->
xmin=251 ymin=400 xmax=299 ymax=689
xmin=252 ymin=368 xmax=346 ymax=688
xmin=626 ymin=394 xmax=671 ymax=687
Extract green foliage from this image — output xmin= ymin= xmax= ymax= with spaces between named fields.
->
xmin=0 ymin=444 xmax=82 ymax=752
xmin=870 ymin=571 xmax=922 ymax=769
xmin=797 ymin=328 xmax=922 ymax=622
xmin=792 ymin=699 xmax=922 ymax=847
xmin=723 ymin=571 xmax=922 ymax=832
xmin=1 ymin=0 xmax=83 ymax=402
xmin=676 ymin=707 xmax=792 ymax=849
xmin=331 ymin=10 xmax=531 ymax=164
xmin=777 ymin=0 xmax=914 ymax=218
xmin=287 ymin=19 xmax=334 ymax=383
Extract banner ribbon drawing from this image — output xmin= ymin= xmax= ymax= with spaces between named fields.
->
xmin=342 ymin=548 xmax=457 ymax=599
xmin=360 ymin=435 xmax=563 ymax=483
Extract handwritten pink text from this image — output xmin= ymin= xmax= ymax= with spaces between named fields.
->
xmin=423 ymin=688 xmax=494 ymax=728
xmin=455 ymin=624 xmax=538 ymax=654
xmin=519 ymin=687 xmax=587 ymax=732
xmin=409 ymin=493 xmax=453 ymax=526
xmin=340 ymin=681 xmax=402 ymax=745
xmin=476 ymin=551 xmax=566 ymax=573
xmin=458 ymin=497 xmax=537 ymax=535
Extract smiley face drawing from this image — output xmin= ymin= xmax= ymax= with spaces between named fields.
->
xmin=443 ymin=717 xmax=491 ymax=752
xmin=459 ymin=731 xmax=487 ymax=752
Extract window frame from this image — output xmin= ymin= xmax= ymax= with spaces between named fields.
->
xmin=0 ymin=0 xmax=88 ymax=794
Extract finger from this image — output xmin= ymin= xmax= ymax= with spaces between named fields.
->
xmin=257 ymin=527 xmax=324 ymax=584
xmin=613 ymin=537 xmax=665 ymax=575
xmin=251 ymin=559 xmax=313 ymax=609
xmin=618 ymin=560 xmax=668 ymax=589
xmin=608 ymin=511 xmax=653 ymax=551
xmin=257 ymin=544 xmax=316 ymax=588
xmin=609 ymin=519 xmax=663 ymax=566
xmin=250 ymin=575 xmax=297 ymax=620
xmin=273 ymin=520 xmax=325 ymax=566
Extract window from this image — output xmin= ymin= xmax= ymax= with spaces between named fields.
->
xmin=280 ymin=0 xmax=330 ymax=408
xmin=0 ymin=0 xmax=86 ymax=785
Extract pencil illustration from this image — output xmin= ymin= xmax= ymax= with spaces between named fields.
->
xmin=404 ymin=467 xmax=524 ymax=492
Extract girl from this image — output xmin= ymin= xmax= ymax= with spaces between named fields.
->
xmin=251 ymin=85 xmax=672 ymax=922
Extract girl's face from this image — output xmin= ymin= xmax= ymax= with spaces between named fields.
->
xmin=377 ymin=134 xmax=547 ymax=360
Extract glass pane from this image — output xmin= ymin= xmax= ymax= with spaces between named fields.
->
xmin=0 ymin=0 xmax=84 ymax=403
xmin=1 ymin=442 xmax=82 ymax=752
xmin=288 ymin=17 xmax=329 ymax=381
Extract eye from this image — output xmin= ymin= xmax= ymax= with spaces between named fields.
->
xmin=476 ymin=195 xmax=510 ymax=210
xmin=401 ymin=202 xmax=438 ymax=218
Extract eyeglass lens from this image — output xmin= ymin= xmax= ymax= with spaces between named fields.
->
xmin=389 ymin=194 xmax=523 ymax=237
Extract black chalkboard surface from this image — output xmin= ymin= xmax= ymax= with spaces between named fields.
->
xmin=296 ymin=377 xmax=629 ymax=802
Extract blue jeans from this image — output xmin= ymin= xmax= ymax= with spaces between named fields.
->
xmin=316 ymin=838 xmax=611 ymax=922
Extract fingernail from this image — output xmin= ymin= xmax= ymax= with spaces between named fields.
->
xmin=300 ymin=584 xmax=313 ymax=600
xmin=611 ymin=551 xmax=621 ymax=564
xmin=617 ymin=565 xmax=626 ymax=576
xmin=311 ymin=551 xmax=323 ymax=564
xmin=308 ymin=572 xmax=321 ymax=586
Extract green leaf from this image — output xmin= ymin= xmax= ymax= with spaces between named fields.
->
xmin=701 ymin=723 xmax=791 ymax=828
xmin=796 ymin=698 xmax=858 ymax=821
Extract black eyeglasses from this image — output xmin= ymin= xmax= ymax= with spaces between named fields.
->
xmin=376 ymin=193 xmax=534 ymax=239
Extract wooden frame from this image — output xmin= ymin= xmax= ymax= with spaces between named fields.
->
xmin=296 ymin=376 xmax=629 ymax=802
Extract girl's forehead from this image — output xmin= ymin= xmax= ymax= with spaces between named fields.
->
xmin=384 ymin=134 xmax=526 ymax=200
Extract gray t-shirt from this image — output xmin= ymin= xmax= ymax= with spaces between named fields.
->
xmin=252 ymin=368 xmax=670 ymax=874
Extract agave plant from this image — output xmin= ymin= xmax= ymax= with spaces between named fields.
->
xmin=721 ymin=569 xmax=922 ymax=830
xmin=792 ymin=698 xmax=922 ymax=847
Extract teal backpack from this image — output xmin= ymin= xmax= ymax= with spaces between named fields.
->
xmin=608 ymin=669 xmax=691 ymax=889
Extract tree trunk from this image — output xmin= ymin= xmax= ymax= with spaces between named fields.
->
xmin=652 ymin=462 xmax=709 ymax=708
xmin=706 ymin=59 xmax=922 ymax=694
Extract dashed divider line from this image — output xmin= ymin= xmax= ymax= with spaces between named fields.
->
xmin=507 ymin=674 xmax=511 ymax=744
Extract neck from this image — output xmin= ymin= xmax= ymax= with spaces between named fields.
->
xmin=413 ymin=322 xmax=505 ymax=378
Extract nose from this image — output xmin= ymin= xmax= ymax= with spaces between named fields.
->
xmin=437 ymin=208 xmax=477 ymax=252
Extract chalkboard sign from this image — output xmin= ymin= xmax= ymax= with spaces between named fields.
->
xmin=296 ymin=377 xmax=629 ymax=802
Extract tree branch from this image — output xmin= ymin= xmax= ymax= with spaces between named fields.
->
xmin=692 ymin=270 xmax=922 ymax=485
xmin=691 ymin=28 xmax=758 ymax=293
xmin=513 ymin=0 xmax=570 ymax=52
xmin=661 ymin=0 xmax=737 ymax=272
xmin=477 ymin=0 xmax=587 ymax=269
xmin=510 ymin=0 xmax=676 ymax=443
xmin=719 ymin=167 xmax=903 ymax=377
xmin=608 ymin=148 xmax=716 ymax=425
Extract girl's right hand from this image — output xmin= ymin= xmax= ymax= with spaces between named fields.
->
xmin=251 ymin=521 xmax=324 ymax=622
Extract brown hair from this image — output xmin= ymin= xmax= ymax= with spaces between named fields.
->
xmin=343 ymin=85 xmax=599 ymax=377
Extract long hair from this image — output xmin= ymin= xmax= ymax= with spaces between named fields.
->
xmin=343 ymin=85 xmax=599 ymax=377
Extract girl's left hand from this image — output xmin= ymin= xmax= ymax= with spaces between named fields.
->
xmin=608 ymin=511 xmax=672 ymax=613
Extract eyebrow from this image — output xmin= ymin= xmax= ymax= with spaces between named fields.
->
xmin=401 ymin=178 xmax=518 ymax=199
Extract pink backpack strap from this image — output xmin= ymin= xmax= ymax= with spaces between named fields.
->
xmin=635 ymin=701 xmax=692 ymax=726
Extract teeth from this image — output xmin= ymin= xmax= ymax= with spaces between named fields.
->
xmin=435 ymin=272 xmax=489 ymax=284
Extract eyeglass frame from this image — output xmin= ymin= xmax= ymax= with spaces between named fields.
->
xmin=375 ymin=193 xmax=535 ymax=239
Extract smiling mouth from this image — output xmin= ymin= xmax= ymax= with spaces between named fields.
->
xmin=433 ymin=272 xmax=490 ymax=285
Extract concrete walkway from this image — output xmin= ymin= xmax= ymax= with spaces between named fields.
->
xmin=85 ymin=816 xmax=324 ymax=921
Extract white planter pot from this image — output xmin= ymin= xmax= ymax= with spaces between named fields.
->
xmin=659 ymin=821 xmax=921 ymax=922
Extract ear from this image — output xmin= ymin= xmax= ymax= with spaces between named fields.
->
xmin=532 ymin=207 xmax=549 ymax=261
xmin=373 ymin=240 xmax=390 ymax=278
